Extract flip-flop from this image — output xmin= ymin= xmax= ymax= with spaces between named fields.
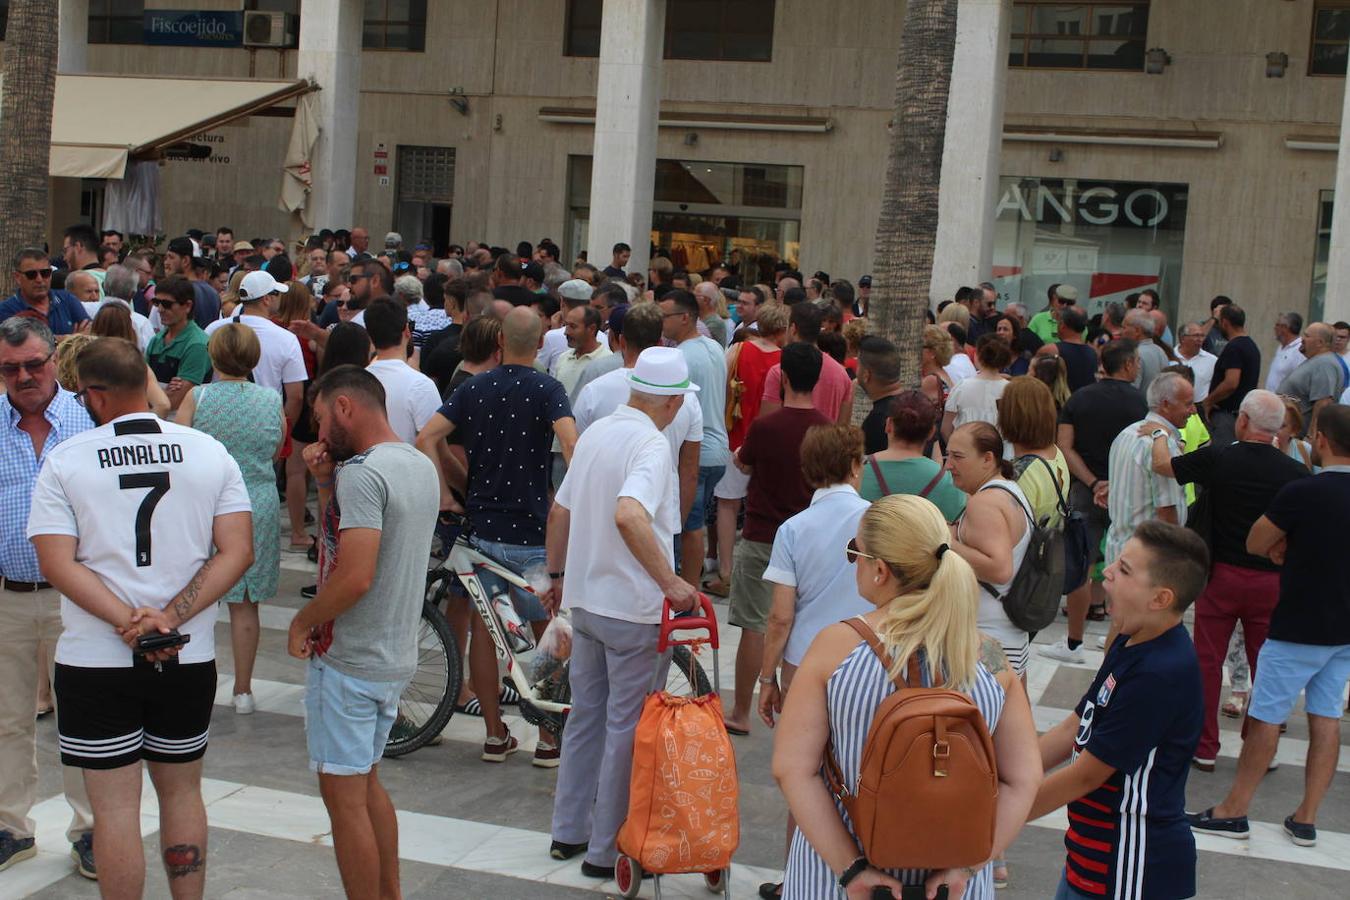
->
xmin=499 ymin=682 xmax=521 ymax=705
xmin=724 ymin=724 xmax=749 ymax=736
xmin=454 ymin=698 xmax=483 ymax=717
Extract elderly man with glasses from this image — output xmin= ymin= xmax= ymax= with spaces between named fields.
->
xmin=1175 ymin=321 xmax=1219 ymax=402
xmin=144 ymin=276 xmax=210 ymax=412
xmin=0 ymin=315 xmax=97 ymax=878
xmin=0 ymin=248 xmax=91 ymax=336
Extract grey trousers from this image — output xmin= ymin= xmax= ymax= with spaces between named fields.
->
xmin=550 ymin=607 xmax=664 ymax=867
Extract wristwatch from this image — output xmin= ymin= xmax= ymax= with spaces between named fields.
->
xmin=1150 ymin=428 xmax=1167 ymax=440
xmin=757 ymin=674 xmax=776 ymax=685
xmin=837 ymin=855 xmax=869 ymax=889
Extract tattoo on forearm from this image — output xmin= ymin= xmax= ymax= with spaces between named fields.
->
xmin=979 ymin=636 xmax=1010 ymax=675
xmin=163 ymin=843 xmax=204 ymax=879
xmin=171 ymin=558 xmax=214 ymax=624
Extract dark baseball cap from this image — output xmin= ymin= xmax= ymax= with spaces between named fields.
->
xmin=522 ymin=261 xmax=545 ymax=282
xmin=858 ymin=275 xmax=872 ymax=287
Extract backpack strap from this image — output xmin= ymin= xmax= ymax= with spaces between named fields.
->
xmin=917 ymin=466 xmax=945 ymax=499
xmin=1028 ymin=455 xmax=1070 ymax=520
xmin=866 ymin=455 xmax=893 ymax=497
xmin=973 ymin=483 xmax=1034 ymax=600
xmin=842 ymin=616 xmax=921 ymax=689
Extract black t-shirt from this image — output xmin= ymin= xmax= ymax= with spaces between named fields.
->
xmin=1056 ymin=341 xmax=1099 ymax=392
xmin=1264 ymin=470 xmax=1350 ymax=645
xmin=1170 ymin=442 xmax=1309 ymax=571
xmin=493 ymin=284 xmax=537 ymax=307
xmin=1018 ymin=330 xmax=1044 ymax=356
xmin=602 ymin=265 xmax=626 ymax=279
xmin=1057 ymin=378 xmax=1148 ymax=480
xmin=420 ymin=324 xmax=463 ymax=395
xmin=1211 ymin=335 xmax=1260 ymax=414
xmin=862 ymin=395 xmax=894 ymax=455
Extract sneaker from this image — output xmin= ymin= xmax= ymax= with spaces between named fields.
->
xmin=1191 ymin=756 xmax=1216 ymax=773
xmin=482 ymin=729 xmax=519 ymax=762
xmin=1187 ymin=808 xmax=1249 ymax=840
xmin=533 ymin=741 xmax=561 ymax=769
xmin=550 ymin=839 xmax=588 ymax=861
xmin=1039 ymin=639 xmax=1086 ymax=664
xmin=300 ymin=584 xmax=317 ymax=599
xmin=233 ymin=693 xmax=256 ymax=715
xmin=1283 ymin=815 xmax=1316 ymax=847
xmin=580 ymin=860 xmax=615 ymax=879
xmin=0 ymin=831 xmax=36 ymax=873
xmin=71 ymin=833 xmax=96 ymax=880
xmin=1095 ymin=635 xmax=1108 ymax=650
xmin=1267 ymin=759 xmax=1280 ymax=772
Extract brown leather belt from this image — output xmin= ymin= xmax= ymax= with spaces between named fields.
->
xmin=1 ymin=578 xmax=52 ymax=593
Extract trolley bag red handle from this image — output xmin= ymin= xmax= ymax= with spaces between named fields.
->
xmin=658 ymin=593 xmax=719 ymax=651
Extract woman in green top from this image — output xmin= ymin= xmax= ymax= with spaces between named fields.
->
xmin=998 ymin=375 xmax=1070 ymax=527
xmin=858 ymin=390 xmax=966 ymax=521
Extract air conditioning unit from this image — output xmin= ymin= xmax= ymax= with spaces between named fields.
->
xmin=243 ymin=11 xmax=296 ymax=49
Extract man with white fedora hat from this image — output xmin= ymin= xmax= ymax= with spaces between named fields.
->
xmin=204 ymin=269 xmax=307 ymax=426
xmin=543 ymin=345 xmax=701 ymax=880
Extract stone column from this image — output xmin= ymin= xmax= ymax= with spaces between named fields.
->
xmin=930 ymin=0 xmax=1012 ymax=302
xmin=58 ymin=0 xmax=89 ymax=73
xmin=1325 ymin=77 xmax=1350 ymax=323
xmin=587 ymin=0 xmax=666 ymax=279
xmin=297 ymin=0 xmax=362 ymax=230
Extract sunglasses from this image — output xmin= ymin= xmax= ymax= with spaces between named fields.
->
xmin=845 ymin=537 xmax=881 ymax=565
xmin=334 ymin=299 xmax=350 ymax=308
xmin=153 ymin=298 xmax=189 ymax=309
xmin=17 ymin=268 xmax=53 ymax=280
xmin=74 ymin=385 xmax=108 ymax=405
xmin=0 ymin=353 xmax=54 ymax=378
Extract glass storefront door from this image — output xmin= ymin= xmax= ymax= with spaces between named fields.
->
xmin=992 ymin=177 xmax=1188 ymax=325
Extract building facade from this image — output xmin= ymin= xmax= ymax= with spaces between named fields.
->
xmin=23 ymin=0 xmax=1350 ymax=332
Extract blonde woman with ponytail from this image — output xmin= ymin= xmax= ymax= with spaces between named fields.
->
xmin=772 ymin=495 xmax=1041 ymax=900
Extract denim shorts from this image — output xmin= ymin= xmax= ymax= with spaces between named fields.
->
xmin=683 ymin=464 xmax=725 ymax=532
xmin=1053 ymin=870 xmax=1099 ymax=900
xmin=472 ymin=537 xmax=548 ymax=622
xmin=304 ymin=657 xmax=406 ymax=776
xmin=1249 ymin=638 xmax=1350 ymax=723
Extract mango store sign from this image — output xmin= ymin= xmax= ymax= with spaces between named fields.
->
xmin=144 ymin=11 xmax=243 ymax=47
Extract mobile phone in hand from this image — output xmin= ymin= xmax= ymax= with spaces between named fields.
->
xmin=136 ymin=630 xmax=190 ymax=655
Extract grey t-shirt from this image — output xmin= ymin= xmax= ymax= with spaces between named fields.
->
xmin=1279 ymin=352 xmax=1346 ymax=433
xmin=321 ymin=442 xmax=439 ymax=682
xmin=678 ymin=335 xmax=729 ymax=466
xmin=1134 ymin=340 xmax=1169 ymax=395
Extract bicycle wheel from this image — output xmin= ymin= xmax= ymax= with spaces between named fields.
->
xmin=384 ymin=599 xmax=461 ymax=758
xmin=666 ymin=644 xmax=713 ymax=697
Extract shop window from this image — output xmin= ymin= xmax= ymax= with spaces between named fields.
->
xmin=1008 ymin=1 xmax=1148 ymax=70
xmin=364 ymin=0 xmax=427 ymax=52
xmin=89 ymin=0 xmax=144 ymax=45
xmin=991 ymin=177 xmax=1188 ymax=325
xmin=566 ymin=155 xmax=801 ymax=277
xmin=1312 ymin=2 xmax=1350 ymax=76
xmin=565 ymin=0 xmax=776 ymax=61
xmin=1311 ymin=190 xmax=1334 ymax=321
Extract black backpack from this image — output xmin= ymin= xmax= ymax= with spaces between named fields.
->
xmin=1012 ymin=454 xmax=1090 ymax=596
xmin=976 ymin=483 xmax=1065 ymax=633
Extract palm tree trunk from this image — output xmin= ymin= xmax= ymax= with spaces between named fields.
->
xmin=0 ymin=1 xmax=61 ymax=271
xmin=868 ymin=0 xmax=961 ymax=387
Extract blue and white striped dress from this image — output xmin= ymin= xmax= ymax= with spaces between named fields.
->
xmin=782 ymin=642 xmax=1006 ymax=900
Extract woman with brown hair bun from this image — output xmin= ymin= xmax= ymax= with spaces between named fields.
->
xmin=942 ymin=334 xmax=1013 ymax=441
xmin=858 ymin=390 xmax=965 ymax=521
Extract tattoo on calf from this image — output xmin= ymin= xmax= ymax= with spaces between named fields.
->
xmin=979 ymin=636 xmax=1010 ymax=675
xmin=163 ymin=843 xmax=204 ymax=879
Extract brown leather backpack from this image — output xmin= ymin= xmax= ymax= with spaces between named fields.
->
xmin=822 ymin=618 xmax=999 ymax=870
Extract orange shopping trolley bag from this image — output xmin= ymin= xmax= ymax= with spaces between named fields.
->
xmin=616 ymin=595 xmax=739 ymax=898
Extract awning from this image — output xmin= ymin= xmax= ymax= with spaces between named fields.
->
xmin=0 ymin=74 xmax=313 ymax=179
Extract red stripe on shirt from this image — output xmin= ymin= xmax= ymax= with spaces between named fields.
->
xmin=1067 ymin=827 xmax=1113 ymax=853
xmin=1068 ymin=849 xmax=1109 ymax=875
xmin=1067 ymin=866 xmax=1108 ymax=895
xmin=1077 ymin=796 xmax=1114 ymax=814
xmin=1069 ymin=810 xmax=1116 ymax=830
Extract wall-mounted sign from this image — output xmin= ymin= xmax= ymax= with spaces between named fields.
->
xmin=144 ymin=11 xmax=244 ymax=48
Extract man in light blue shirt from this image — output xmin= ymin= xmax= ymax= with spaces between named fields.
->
xmin=660 ymin=290 xmax=728 ymax=587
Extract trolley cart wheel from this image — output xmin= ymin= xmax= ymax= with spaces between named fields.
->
xmin=616 ymin=854 xmax=644 ymax=899
xmin=704 ymin=866 xmax=729 ymax=894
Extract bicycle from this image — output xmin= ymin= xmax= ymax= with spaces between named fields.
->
xmin=384 ymin=514 xmax=713 ymax=757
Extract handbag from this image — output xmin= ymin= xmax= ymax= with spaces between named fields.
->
xmin=1013 ymin=455 xmax=1090 ymax=596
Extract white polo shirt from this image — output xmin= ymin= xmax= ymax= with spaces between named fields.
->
xmin=573 ymin=365 xmax=702 ymax=466
xmin=556 ymin=404 xmax=678 ymax=625
xmin=27 ymin=413 xmax=251 ymax=667
xmin=367 ymin=358 xmax=442 ymax=443
xmin=205 ymin=312 xmax=307 ymax=394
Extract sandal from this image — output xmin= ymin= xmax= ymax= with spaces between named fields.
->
xmin=499 ymin=681 xmax=520 ymax=705
xmin=992 ymin=859 xmax=1009 ymax=889
xmin=703 ymin=575 xmax=731 ymax=598
xmin=1086 ymin=604 xmax=1107 ymax=622
xmin=454 ymin=698 xmax=483 ymax=717
xmin=1222 ymin=691 xmax=1248 ymax=719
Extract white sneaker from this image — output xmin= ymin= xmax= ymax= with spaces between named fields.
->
xmin=1039 ymin=639 xmax=1086 ymax=664
xmin=233 ymin=693 xmax=256 ymax=715
xmin=1096 ymin=635 xmax=1108 ymax=650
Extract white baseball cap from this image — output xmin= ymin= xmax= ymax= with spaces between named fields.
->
xmin=558 ymin=278 xmax=592 ymax=301
xmin=238 ymin=270 xmax=290 ymax=301
xmin=627 ymin=347 xmax=701 ymax=396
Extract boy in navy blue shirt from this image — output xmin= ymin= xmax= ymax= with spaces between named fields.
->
xmin=1031 ymin=521 xmax=1207 ymax=900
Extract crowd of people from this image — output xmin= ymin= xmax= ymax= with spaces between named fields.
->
xmin=1 ymin=221 xmax=1348 ymax=900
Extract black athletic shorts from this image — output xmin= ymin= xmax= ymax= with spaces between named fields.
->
xmin=55 ymin=658 xmax=217 ymax=770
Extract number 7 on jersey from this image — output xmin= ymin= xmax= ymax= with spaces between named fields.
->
xmin=120 ymin=472 xmax=171 ymax=567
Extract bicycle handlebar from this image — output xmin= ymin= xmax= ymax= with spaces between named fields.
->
xmin=658 ymin=594 xmax=718 ymax=652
